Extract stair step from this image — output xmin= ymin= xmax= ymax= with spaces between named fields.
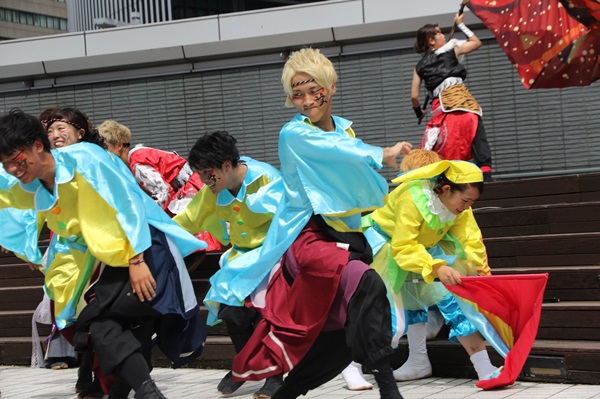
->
xmin=0 ymin=310 xmax=51 ymax=338
xmin=0 ymin=264 xmax=44 ymax=285
xmin=391 ymin=338 xmax=600 ymax=385
xmin=475 ymin=172 xmax=600 ymax=208
xmin=0 ymin=286 xmax=44 ymax=311
xmin=494 ymin=266 xmax=600 ymax=301
xmin=474 ymin=202 xmax=600 ymax=238
xmin=0 ymin=307 xmax=229 ymax=339
xmin=485 ymin=232 xmax=600 ymax=268
xmin=539 ymin=301 xmax=600 ymax=340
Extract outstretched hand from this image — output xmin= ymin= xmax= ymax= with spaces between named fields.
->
xmin=383 ymin=141 xmax=413 ymax=170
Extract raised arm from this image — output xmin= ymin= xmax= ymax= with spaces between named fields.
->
xmin=454 ymin=13 xmax=482 ymax=57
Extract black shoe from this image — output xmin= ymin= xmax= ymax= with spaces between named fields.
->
xmin=77 ymin=379 xmax=104 ymax=399
xmin=372 ymin=362 xmax=404 ymax=399
xmin=253 ymin=374 xmax=283 ymax=398
xmin=108 ymin=378 xmax=131 ymax=399
xmin=134 ymin=380 xmax=167 ymax=399
xmin=483 ymin=172 xmax=495 ymax=182
xmin=217 ymin=370 xmax=245 ymax=395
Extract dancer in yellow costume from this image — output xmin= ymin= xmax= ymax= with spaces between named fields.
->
xmin=364 ymin=160 xmax=501 ymax=382
xmin=173 ymin=130 xmax=284 ymax=398
xmin=0 ymin=110 xmax=207 ymax=399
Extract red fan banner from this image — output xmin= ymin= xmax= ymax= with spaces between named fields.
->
xmin=467 ymin=0 xmax=600 ymax=88
xmin=444 ymin=273 xmax=548 ymax=389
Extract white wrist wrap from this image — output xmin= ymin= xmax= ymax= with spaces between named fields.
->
xmin=458 ymin=23 xmax=474 ymax=38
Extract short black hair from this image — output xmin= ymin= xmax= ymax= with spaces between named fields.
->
xmin=188 ymin=130 xmax=241 ymax=170
xmin=433 ymin=173 xmax=484 ymax=195
xmin=0 ymin=109 xmax=51 ymax=156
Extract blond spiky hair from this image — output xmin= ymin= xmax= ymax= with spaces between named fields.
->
xmin=282 ymin=48 xmax=338 ymax=107
xmin=97 ymin=119 xmax=131 ymax=146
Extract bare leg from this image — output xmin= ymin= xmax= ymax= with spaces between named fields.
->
xmin=457 ymin=332 xmax=498 ymax=380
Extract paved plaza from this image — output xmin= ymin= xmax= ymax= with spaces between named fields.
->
xmin=1 ymin=366 xmax=599 ymax=398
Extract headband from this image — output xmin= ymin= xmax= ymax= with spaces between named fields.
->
xmin=291 ymin=78 xmax=316 ymax=88
xmin=45 ymin=118 xmax=85 ymax=131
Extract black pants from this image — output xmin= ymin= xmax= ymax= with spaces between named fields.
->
xmin=472 ymin=116 xmax=492 ymax=170
xmin=218 ymin=304 xmax=261 ymax=353
xmin=74 ymin=266 xmax=158 ymax=375
xmin=273 ymin=269 xmax=393 ymax=398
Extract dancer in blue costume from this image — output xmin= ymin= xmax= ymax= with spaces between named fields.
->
xmin=229 ymin=48 xmax=412 ymax=399
xmin=364 ymin=160 xmax=501 ymax=383
xmin=0 ymin=109 xmax=207 ymax=399
xmin=173 ymin=130 xmax=284 ymax=398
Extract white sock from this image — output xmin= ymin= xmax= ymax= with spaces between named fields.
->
xmin=393 ymin=323 xmax=432 ymax=381
xmin=341 ymin=362 xmax=373 ymax=391
xmin=425 ymin=309 xmax=445 ymax=340
xmin=470 ymin=350 xmax=497 ymax=380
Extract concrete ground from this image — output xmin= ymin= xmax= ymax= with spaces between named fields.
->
xmin=1 ymin=366 xmax=600 ymax=398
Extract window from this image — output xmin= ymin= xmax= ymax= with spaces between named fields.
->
xmin=0 ymin=7 xmax=67 ymax=31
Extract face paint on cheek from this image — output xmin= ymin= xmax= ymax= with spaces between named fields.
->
xmin=17 ymin=158 xmax=28 ymax=171
xmin=14 ymin=152 xmax=28 ymax=171
xmin=314 ymin=88 xmax=327 ymax=107
xmin=207 ymin=169 xmax=217 ymax=183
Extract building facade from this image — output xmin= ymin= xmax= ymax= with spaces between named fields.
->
xmin=0 ymin=0 xmax=67 ymax=40
xmin=0 ymin=0 xmax=598 ymax=179
xmin=67 ymin=0 xmax=323 ymax=31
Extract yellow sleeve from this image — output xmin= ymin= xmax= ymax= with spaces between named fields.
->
xmin=449 ymin=208 xmax=491 ymax=276
xmin=173 ymin=186 xmax=225 ymax=243
xmin=388 ymin=193 xmax=445 ymax=284
xmin=0 ymin=185 xmax=35 ymax=210
xmin=76 ymin=178 xmax=137 ymax=266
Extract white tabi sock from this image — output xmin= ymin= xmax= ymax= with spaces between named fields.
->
xmin=393 ymin=323 xmax=432 ymax=381
xmin=341 ymin=361 xmax=373 ymax=391
xmin=470 ymin=349 xmax=498 ymax=380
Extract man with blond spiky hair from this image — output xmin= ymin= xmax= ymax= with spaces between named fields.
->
xmin=226 ymin=47 xmax=412 ymax=399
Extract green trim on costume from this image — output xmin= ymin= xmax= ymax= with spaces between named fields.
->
xmin=409 ymin=180 xmax=455 ymax=231
xmin=389 ymin=244 xmax=408 ymax=294
xmin=440 ymin=231 xmax=467 ymax=260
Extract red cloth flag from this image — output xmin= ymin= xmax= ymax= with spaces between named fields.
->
xmin=444 ymin=274 xmax=548 ymax=389
xmin=467 ymin=0 xmax=599 ymax=88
